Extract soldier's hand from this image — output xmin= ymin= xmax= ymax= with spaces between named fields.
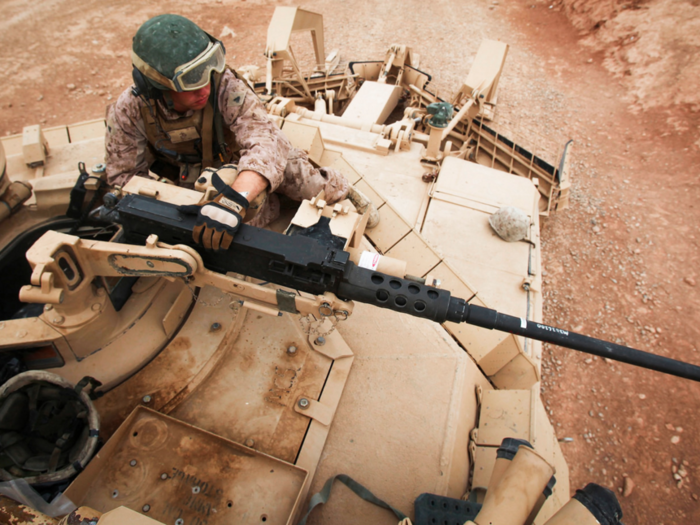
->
xmin=178 ymin=173 xmax=249 ymax=251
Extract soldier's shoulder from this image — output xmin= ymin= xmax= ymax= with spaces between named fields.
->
xmin=219 ymin=68 xmax=249 ymax=92
xmin=113 ymin=87 xmax=146 ymax=117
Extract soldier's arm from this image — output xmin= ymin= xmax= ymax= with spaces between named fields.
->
xmin=230 ymin=170 xmax=269 ymax=203
xmin=218 ymin=71 xmax=290 ymax=199
xmin=105 ymin=89 xmax=151 ymax=187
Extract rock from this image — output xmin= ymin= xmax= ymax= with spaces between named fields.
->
xmin=37 ymin=95 xmax=44 ymax=101
xmin=638 ymin=393 xmax=646 ymax=399
xmin=67 ymin=83 xmax=77 ymax=90
xmin=623 ymin=475 xmax=635 ymax=497
xmin=671 ymin=435 xmax=681 ymax=444
xmin=684 ymin=277 xmax=696 ymax=286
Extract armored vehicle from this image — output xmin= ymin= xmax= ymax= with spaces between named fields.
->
xmin=1 ymin=7 xmax=694 ymax=525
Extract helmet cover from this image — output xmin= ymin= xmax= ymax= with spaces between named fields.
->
xmin=132 ymin=14 xmax=212 ymax=90
xmin=488 ymin=206 xmax=530 ymax=242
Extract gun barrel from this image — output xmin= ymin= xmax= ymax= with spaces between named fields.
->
xmin=115 ymin=195 xmax=700 ymax=383
xmin=456 ymin=301 xmax=700 ymax=383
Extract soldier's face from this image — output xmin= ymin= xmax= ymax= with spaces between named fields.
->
xmin=170 ymin=83 xmax=211 ymax=112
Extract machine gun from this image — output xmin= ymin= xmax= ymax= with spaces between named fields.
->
xmin=114 ymin=193 xmax=700 ymax=383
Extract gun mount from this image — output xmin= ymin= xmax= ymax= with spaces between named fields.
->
xmin=101 ymin=193 xmax=700 ymax=383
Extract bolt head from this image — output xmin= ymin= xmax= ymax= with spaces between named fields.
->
xmin=245 ymin=438 xmax=255 ymax=447
xmin=142 ymin=395 xmax=152 ymax=404
xmin=298 ymin=398 xmax=310 ymax=409
xmin=315 ymin=336 xmax=326 ymax=346
xmin=161 ymin=473 xmax=169 ymax=480
xmin=287 ymin=345 xmax=297 ymax=355
xmin=130 ymin=459 xmax=137 ymax=467
xmin=142 ymin=504 xmax=151 ymax=513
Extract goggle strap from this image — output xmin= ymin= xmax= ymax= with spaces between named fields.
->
xmin=131 ymin=50 xmax=179 ymax=91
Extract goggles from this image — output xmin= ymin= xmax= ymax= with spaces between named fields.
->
xmin=132 ymin=40 xmax=226 ymax=92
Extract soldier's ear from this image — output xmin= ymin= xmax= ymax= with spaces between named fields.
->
xmin=162 ymin=92 xmax=175 ymax=110
xmin=131 ymin=67 xmax=164 ymax=102
xmin=131 ymin=67 xmax=150 ymax=97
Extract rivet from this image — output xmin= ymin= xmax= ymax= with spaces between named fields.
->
xmin=245 ymin=438 xmax=255 ymax=447
xmin=314 ymin=336 xmax=326 ymax=346
xmin=130 ymin=459 xmax=137 ymax=467
xmin=146 ymin=261 xmax=155 ymax=268
xmin=91 ymin=303 xmax=101 ymax=312
xmin=298 ymin=398 xmax=310 ymax=410
xmin=44 ymin=304 xmax=53 ymax=311
xmin=192 ymin=486 xmax=201 ymax=494
xmin=52 ymin=316 xmax=65 ymax=325
xmin=175 ymin=519 xmax=184 ymax=525
xmin=142 ymin=395 xmax=152 ymax=404
xmin=287 ymin=345 xmax=297 ymax=355
xmin=142 ymin=504 xmax=151 ymax=513
xmin=161 ymin=473 xmax=169 ymax=480
xmin=111 ymin=489 xmax=119 ymax=499
xmin=211 ymin=322 xmax=222 ymax=331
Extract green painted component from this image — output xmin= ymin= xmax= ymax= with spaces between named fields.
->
xmin=133 ymin=14 xmax=211 ymax=90
xmin=426 ymin=102 xmax=454 ymax=129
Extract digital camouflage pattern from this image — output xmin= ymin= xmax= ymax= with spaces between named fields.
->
xmin=105 ymin=69 xmax=349 ymax=226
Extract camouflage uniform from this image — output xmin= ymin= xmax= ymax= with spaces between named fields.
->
xmin=105 ymin=69 xmax=348 ymax=227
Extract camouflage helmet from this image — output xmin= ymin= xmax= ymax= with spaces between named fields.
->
xmin=488 ymin=206 xmax=530 ymax=242
xmin=131 ymin=14 xmax=226 ymax=92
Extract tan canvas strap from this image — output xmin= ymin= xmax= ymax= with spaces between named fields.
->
xmin=131 ymin=50 xmax=178 ymax=91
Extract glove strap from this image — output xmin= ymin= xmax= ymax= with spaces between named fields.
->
xmin=211 ymin=173 xmax=250 ymax=210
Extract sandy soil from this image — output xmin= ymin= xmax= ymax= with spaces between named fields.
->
xmin=1 ymin=0 xmax=699 ymax=523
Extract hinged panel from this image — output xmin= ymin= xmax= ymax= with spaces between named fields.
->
xmin=65 ymin=407 xmax=308 ymax=525
xmin=476 ymin=389 xmax=532 ymax=445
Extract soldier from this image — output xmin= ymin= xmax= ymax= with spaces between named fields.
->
xmin=106 ymin=14 xmax=378 ymax=250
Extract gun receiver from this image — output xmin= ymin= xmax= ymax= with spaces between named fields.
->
xmin=116 ymin=194 xmax=700 ymax=383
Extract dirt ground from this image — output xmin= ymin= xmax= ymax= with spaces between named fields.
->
xmin=1 ymin=0 xmax=699 ymax=523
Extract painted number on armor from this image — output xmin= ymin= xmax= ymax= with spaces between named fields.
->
xmin=228 ymin=91 xmax=247 ymax=107
xmin=159 ymin=467 xmax=227 ymax=524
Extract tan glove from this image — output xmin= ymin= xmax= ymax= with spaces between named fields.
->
xmin=178 ymin=172 xmax=249 ymax=251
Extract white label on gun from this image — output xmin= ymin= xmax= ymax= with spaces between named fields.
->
xmin=359 ymin=251 xmax=381 ymax=271
xmin=520 ymin=318 xmax=527 ymax=329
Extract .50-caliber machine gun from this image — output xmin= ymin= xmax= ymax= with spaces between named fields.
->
xmin=113 ymin=193 xmax=700 ymax=383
